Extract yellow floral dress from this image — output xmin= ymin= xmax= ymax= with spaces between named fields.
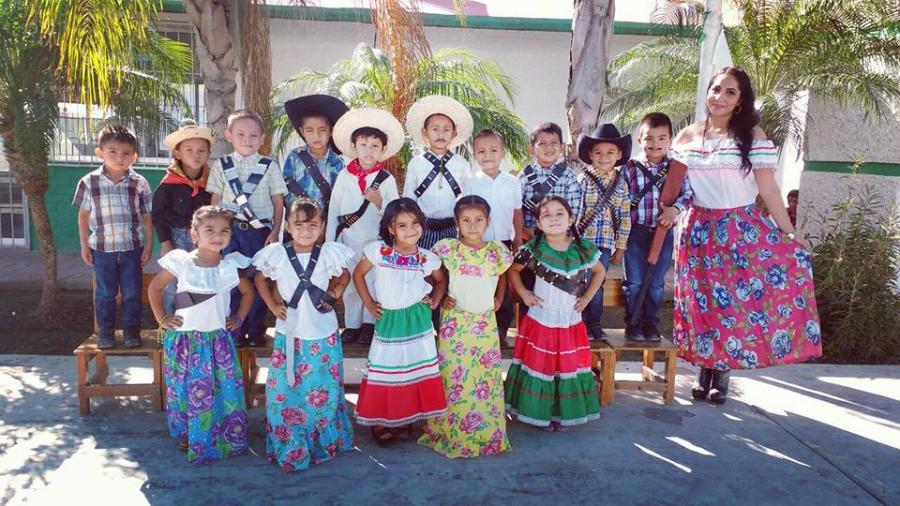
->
xmin=418 ymin=239 xmax=513 ymax=458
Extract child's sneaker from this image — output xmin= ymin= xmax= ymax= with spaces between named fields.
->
xmin=123 ymin=328 xmax=143 ymax=348
xmin=643 ymin=325 xmax=662 ymax=342
xmin=247 ymin=334 xmax=267 ymax=347
xmin=97 ymin=331 xmax=116 ymax=350
xmin=624 ymin=325 xmax=644 ymax=341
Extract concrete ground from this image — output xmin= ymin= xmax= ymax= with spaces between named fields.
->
xmin=1 ymin=356 xmax=898 ymax=506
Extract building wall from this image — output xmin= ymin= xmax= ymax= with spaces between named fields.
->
xmin=30 ymin=165 xmax=165 ymax=252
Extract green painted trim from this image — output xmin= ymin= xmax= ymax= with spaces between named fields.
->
xmin=159 ymin=2 xmax=687 ymax=36
xmin=804 ymin=160 xmax=900 ymax=177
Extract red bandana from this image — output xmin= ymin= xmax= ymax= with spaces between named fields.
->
xmin=160 ymin=162 xmax=209 ymax=197
xmin=347 ymin=159 xmax=385 ymax=194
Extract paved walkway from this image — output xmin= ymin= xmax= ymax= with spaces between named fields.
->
xmin=1 ymin=356 xmax=897 ymax=505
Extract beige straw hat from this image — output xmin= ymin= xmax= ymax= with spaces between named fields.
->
xmin=405 ymin=95 xmax=474 ymax=150
xmin=332 ymin=108 xmax=406 ymax=161
xmin=163 ymin=119 xmax=216 ymax=152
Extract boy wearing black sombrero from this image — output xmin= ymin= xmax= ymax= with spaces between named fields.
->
xmin=575 ymin=123 xmax=633 ymax=341
xmin=282 ymin=94 xmax=349 ymax=212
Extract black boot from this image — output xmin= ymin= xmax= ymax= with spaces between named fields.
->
xmin=709 ymin=369 xmax=731 ymax=405
xmin=691 ymin=368 xmax=714 ymax=400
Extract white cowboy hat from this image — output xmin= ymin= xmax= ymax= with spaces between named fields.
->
xmin=163 ymin=119 xmax=216 ymax=152
xmin=405 ymin=95 xmax=474 ymax=150
xmin=333 ymin=108 xmax=405 ymax=161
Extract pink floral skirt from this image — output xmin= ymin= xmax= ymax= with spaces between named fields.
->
xmin=673 ymin=204 xmax=822 ymax=370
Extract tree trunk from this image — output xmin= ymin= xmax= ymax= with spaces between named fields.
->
xmin=22 ymin=183 xmax=58 ymax=317
xmin=566 ymin=0 xmax=615 ymax=159
xmin=239 ymin=0 xmax=273 ymax=154
xmin=184 ymin=0 xmax=238 ymax=158
xmin=694 ymin=0 xmax=724 ymax=123
xmin=0 ymin=127 xmax=58 ymax=316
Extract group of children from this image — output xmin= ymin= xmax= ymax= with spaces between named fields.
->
xmin=74 ymin=94 xmax=691 ymax=469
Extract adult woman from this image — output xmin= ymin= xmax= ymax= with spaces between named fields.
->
xmin=671 ymin=67 xmax=822 ymax=404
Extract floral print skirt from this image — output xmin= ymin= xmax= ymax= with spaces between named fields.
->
xmin=673 ymin=204 xmax=822 ymax=370
xmin=163 ymin=329 xmax=248 ymax=464
xmin=418 ymin=307 xmax=510 ymax=458
xmin=265 ymin=332 xmax=354 ymax=472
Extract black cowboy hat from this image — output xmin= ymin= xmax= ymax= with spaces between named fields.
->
xmin=577 ymin=123 xmax=632 ymax=166
xmin=284 ymin=94 xmax=349 ymax=152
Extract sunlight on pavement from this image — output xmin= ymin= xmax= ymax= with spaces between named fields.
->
xmin=633 ymin=443 xmax=692 ymax=473
xmin=734 ymin=377 xmax=900 ymax=451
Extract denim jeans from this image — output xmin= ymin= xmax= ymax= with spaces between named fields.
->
xmin=93 ymin=248 xmax=143 ymax=334
xmin=581 ymin=248 xmax=612 ymax=332
xmin=623 ymin=224 xmax=674 ymax=328
xmin=223 ymin=224 xmax=270 ymax=338
xmin=162 ymin=227 xmax=195 ymax=315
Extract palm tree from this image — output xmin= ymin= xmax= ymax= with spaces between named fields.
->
xmin=566 ymin=0 xmax=616 ymax=157
xmin=602 ymin=0 xmax=900 ymax=151
xmin=269 ymin=43 xmax=529 ymax=185
xmin=2 ymin=0 xmax=190 ymax=316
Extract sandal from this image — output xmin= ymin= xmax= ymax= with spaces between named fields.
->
xmin=371 ymin=426 xmax=396 ymax=446
xmin=177 ymin=439 xmax=189 ymax=451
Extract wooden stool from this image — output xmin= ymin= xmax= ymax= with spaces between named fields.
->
xmin=591 ymin=329 xmax=678 ymax=405
xmin=237 ymin=337 xmax=273 ymax=408
xmin=73 ymin=331 xmax=164 ymax=415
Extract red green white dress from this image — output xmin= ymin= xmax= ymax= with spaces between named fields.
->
xmin=418 ymin=239 xmax=513 ymax=458
xmin=504 ymin=238 xmax=601 ymax=427
xmin=355 ymin=241 xmax=448 ymax=427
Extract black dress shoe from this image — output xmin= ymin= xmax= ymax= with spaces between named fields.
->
xmin=709 ymin=369 xmax=731 ymax=405
xmin=691 ymin=367 xmax=714 ymax=400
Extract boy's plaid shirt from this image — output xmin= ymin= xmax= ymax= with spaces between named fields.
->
xmin=72 ymin=166 xmax=152 ymax=252
xmin=282 ymin=146 xmax=343 ymax=207
xmin=622 ymin=155 xmax=693 ymax=227
xmin=517 ymin=160 xmax=582 ymax=230
xmin=577 ymin=167 xmax=631 ymax=251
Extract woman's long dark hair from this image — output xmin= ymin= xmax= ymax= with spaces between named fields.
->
xmin=708 ymin=66 xmax=759 ymax=175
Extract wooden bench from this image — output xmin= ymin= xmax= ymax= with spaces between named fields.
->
xmin=591 ymin=330 xmax=678 ymax=405
xmin=73 ymin=330 xmax=164 ymax=415
xmin=237 ymin=337 xmax=273 ymax=408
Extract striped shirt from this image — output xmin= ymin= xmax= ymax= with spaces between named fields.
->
xmin=622 ymin=155 xmax=693 ymax=227
xmin=577 ymin=167 xmax=631 ymax=251
xmin=282 ymin=146 xmax=343 ymax=207
xmin=518 ymin=160 xmax=582 ymax=230
xmin=207 ymin=152 xmax=288 ymax=221
xmin=72 ymin=166 xmax=152 ymax=252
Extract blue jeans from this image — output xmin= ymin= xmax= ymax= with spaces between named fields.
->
xmin=623 ymin=224 xmax=674 ymax=328
xmin=93 ymin=248 xmax=143 ymax=334
xmin=163 ymin=227 xmax=195 ymax=315
xmin=223 ymin=223 xmax=270 ymax=338
xmin=581 ymin=248 xmax=612 ymax=332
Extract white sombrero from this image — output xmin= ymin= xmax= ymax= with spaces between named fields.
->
xmin=405 ymin=95 xmax=474 ymax=150
xmin=333 ymin=108 xmax=406 ymax=161
xmin=164 ymin=119 xmax=216 ymax=152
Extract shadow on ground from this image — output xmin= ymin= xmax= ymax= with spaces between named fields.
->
xmin=1 ymin=357 xmax=897 ymax=505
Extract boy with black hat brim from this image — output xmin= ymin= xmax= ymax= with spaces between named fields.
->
xmin=574 ymin=123 xmax=633 ymax=341
xmin=282 ymin=94 xmax=349 ymax=215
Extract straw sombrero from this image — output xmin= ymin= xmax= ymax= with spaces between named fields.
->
xmin=405 ymin=95 xmax=474 ymax=150
xmin=164 ymin=119 xmax=216 ymax=152
xmin=332 ymin=108 xmax=405 ymax=161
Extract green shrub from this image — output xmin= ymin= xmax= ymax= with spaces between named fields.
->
xmin=808 ymin=185 xmax=900 ymax=364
